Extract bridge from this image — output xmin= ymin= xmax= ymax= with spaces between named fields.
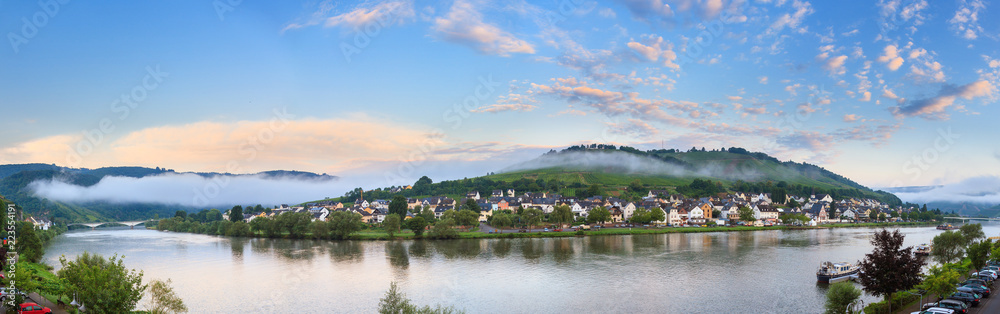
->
xmin=67 ymin=221 xmax=148 ymax=230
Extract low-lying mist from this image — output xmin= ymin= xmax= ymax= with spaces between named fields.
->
xmin=499 ymin=150 xmax=764 ymax=181
xmin=892 ymin=175 xmax=1000 ymax=205
xmin=28 ymin=172 xmax=363 ymax=208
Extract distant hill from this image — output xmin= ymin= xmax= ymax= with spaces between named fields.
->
xmin=0 ymin=165 xmax=337 ymax=224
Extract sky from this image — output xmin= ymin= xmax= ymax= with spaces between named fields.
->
xmin=1 ymin=0 xmax=999 ymax=195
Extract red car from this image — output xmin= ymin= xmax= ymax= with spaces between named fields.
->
xmin=18 ymin=303 xmax=51 ymax=314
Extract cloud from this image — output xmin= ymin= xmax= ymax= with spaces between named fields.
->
xmin=876 ymin=0 xmax=929 ymax=35
xmin=626 ymin=35 xmax=680 ymax=69
xmin=892 ymin=176 xmax=1000 ymax=204
xmin=472 ymin=92 xmax=538 ymax=113
xmin=433 ymin=0 xmax=535 ymax=56
xmin=877 ymin=44 xmax=904 ymax=71
xmin=843 ymin=114 xmax=859 ymax=122
xmin=615 ymin=0 xmax=674 ymax=23
xmin=820 ymin=54 xmax=848 ymax=76
xmin=891 ymin=80 xmax=995 ymax=119
xmin=606 ymin=118 xmax=660 ymax=138
xmin=599 ymin=7 xmax=617 ymax=18
xmin=776 ymin=131 xmax=832 ymax=151
xmin=758 ymin=76 xmax=768 ymax=84
xmin=283 ymin=0 xmax=415 ymax=32
xmin=949 ymin=0 xmax=987 ymax=40
xmin=765 ymin=0 xmax=814 ymax=35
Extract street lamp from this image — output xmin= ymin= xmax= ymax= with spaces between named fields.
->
xmin=905 ymin=290 xmax=926 ymax=311
xmin=846 ymin=299 xmax=865 ymax=314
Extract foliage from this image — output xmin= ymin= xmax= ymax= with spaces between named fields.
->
xmin=824 ymin=282 xmax=861 ymax=314
xmin=649 ymin=207 xmax=665 ymax=223
xmin=455 ymin=210 xmax=479 ymax=227
xmin=378 ymin=282 xmax=463 ymax=314
xmin=959 ymin=223 xmax=985 ymax=245
xmin=738 ymin=206 xmax=756 ymax=222
xmin=521 ymin=208 xmax=543 ymax=228
xmin=58 ymin=252 xmax=146 ymax=313
xmin=15 ymin=221 xmax=43 ymax=263
xmin=489 ymin=213 xmax=512 ymax=231
xmin=328 ymin=211 xmax=363 ymax=240
xmin=862 ymin=290 xmax=921 ymax=314
xmin=225 ymin=221 xmax=252 ymax=237
xmin=462 ymin=199 xmax=480 ymax=213
xmin=919 ymin=265 xmax=960 ymax=299
xmin=430 ymin=219 xmax=458 ymax=239
xmin=145 ymin=278 xmax=188 ymax=314
xmin=389 ymin=195 xmax=409 ymax=217
xmin=550 ymin=204 xmax=574 ymax=226
xmin=385 ymin=214 xmax=402 ymax=239
xmin=857 ymin=229 xmax=925 ymax=313
xmin=419 ymin=206 xmax=435 ymax=223
xmin=780 ymin=213 xmax=810 ymax=225
xmin=228 ymin=205 xmax=243 ymax=223
xmin=676 ymin=178 xmax=723 ymax=198
xmin=932 ymin=230 xmax=966 ymax=264
xmin=405 ymin=217 xmax=427 ymax=237
xmin=275 ymin=212 xmax=312 ymax=238
xmin=587 ymin=207 xmax=611 ymax=224
xmin=967 ymin=239 xmax=992 ymax=270
xmin=308 ymin=220 xmax=330 ymax=239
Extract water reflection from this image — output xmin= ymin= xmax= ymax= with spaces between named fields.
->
xmin=328 ymin=241 xmax=365 ymax=263
xmin=387 ymin=241 xmax=409 ymax=269
xmin=230 ymin=237 xmax=248 ymax=261
xmin=408 ymin=240 xmax=429 ymax=258
xmin=521 ymin=239 xmax=544 ymax=260
xmin=491 ymin=239 xmax=512 ymax=258
xmin=551 ymin=238 xmax=574 ymax=264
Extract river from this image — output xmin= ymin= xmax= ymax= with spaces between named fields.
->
xmin=40 ymin=224 xmax=998 ymax=313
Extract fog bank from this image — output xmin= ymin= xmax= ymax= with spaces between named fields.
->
xmin=891 ymin=176 xmax=1000 ymax=205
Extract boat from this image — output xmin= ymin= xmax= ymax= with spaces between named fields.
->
xmin=915 ymin=244 xmax=932 ymax=256
xmin=936 ymin=224 xmax=957 ymax=230
xmin=817 ymin=261 xmax=860 ymax=283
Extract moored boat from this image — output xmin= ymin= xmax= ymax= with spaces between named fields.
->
xmin=915 ymin=244 xmax=931 ymax=256
xmin=936 ymin=224 xmax=957 ymax=230
xmin=817 ymin=261 xmax=860 ymax=283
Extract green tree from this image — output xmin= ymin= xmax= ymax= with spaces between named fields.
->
xmin=309 ymin=220 xmax=330 ymax=239
xmin=650 ymin=207 xmax=666 ymax=223
xmin=405 ymin=216 xmax=427 ymax=237
xmin=522 ymin=208 xmax=543 ymax=228
xmin=253 ymin=204 xmax=264 ymax=213
xmin=787 ymin=198 xmax=800 ymax=209
xmin=931 ymin=230 xmax=966 ymax=265
xmin=919 ymin=265 xmax=961 ymax=300
xmin=329 ymin=211 xmax=363 ymax=239
xmin=828 ymin=202 xmax=837 ymax=220
xmin=430 ymin=219 xmax=458 ymax=239
xmin=225 ymin=221 xmax=252 ymax=237
xmin=959 ymin=223 xmax=985 ymax=245
xmin=857 ymin=229 xmax=925 ymax=314
xmin=174 ymin=210 xmax=187 ymax=219
xmin=628 ymin=179 xmax=643 ymax=192
xmin=489 ymin=213 xmax=512 ymax=232
xmin=738 ymin=206 xmax=756 ymax=222
xmin=823 ymin=282 xmax=861 ymax=314
xmin=58 ymin=252 xmax=146 ymax=313
xmin=15 ymin=222 xmax=43 ymax=263
xmin=550 ymin=204 xmax=574 ymax=227
xmin=384 ymin=214 xmax=402 ymax=239
xmin=420 ymin=206 xmax=435 ymax=223
xmin=462 ymin=199 xmax=481 ymax=213
xmin=587 ymin=207 xmax=611 ymax=224
xmin=229 ymin=205 xmax=244 ymax=223
xmin=868 ymin=211 xmax=878 ymax=221
xmin=455 ymin=209 xmax=479 ymax=228
xmin=276 ymin=212 xmax=311 ymax=238
xmin=967 ymin=240 xmax=992 ymax=270
xmin=389 ymin=195 xmax=409 ymax=217
xmin=207 ymin=208 xmax=223 ymax=222
xmin=630 ymin=207 xmax=651 ymax=224
xmin=378 ymin=282 xmax=462 ymax=314
xmin=441 ymin=209 xmax=457 ymax=222
xmin=772 ymin=188 xmax=786 ymax=205
xmin=145 ymin=278 xmax=188 ymax=314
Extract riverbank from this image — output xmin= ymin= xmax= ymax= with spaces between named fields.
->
xmin=179 ymin=221 xmax=938 ymax=241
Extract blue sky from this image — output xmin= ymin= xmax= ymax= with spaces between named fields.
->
xmin=1 ymin=0 xmax=998 ymax=190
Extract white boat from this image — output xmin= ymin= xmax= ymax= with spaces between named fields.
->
xmin=915 ymin=244 xmax=932 ymax=256
xmin=817 ymin=261 xmax=859 ymax=283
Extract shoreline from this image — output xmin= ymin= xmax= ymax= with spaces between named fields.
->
xmin=143 ymin=221 xmax=938 ymax=241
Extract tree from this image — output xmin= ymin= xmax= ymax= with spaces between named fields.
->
xmin=587 ymin=207 xmax=611 ymax=224
xmin=462 ymin=199 xmax=480 ymax=213
xmin=868 ymin=211 xmax=878 ymax=221
xmin=405 ymin=217 xmax=427 ymax=237
xmin=145 ymin=278 xmax=188 ymax=314
xmin=522 ymin=208 xmax=543 ymax=228
xmin=490 ymin=213 xmax=512 ymax=232
xmin=857 ymin=229 xmax=925 ymax=314
xmin=384 ymin=214 xmax=402 ymax=239
xmin=455 ymin=210 xmax=479 ymax=228
xmin=225 ymin=221 xmax=252 ymax=237
xmin=174 ymin=210 xmax=187 ymax=219
xmin=787 ymin=198 xmax=800 ymax=209
xmin=207 ymin=208 xmax=223 ymax=222
xmin=441 ymin=209 xmax=457 ymax=222
xmin=329 ymin=211 xmax=363 ymax=239
xmin=931 ymin=230 xmax=966 ymax=265
xmin=389 ymin=195 xmax=408 ymax=217
xmin=420 ymin=206 xmax=435 ymax=223
xmin=15 ymin=222 xmax=43 ymax=263
xmin=58 ymin=252 xmax=146 ymax=313
xmin=772 ymin=188 xmax=786 ymax=204
xmin=276 ymin=212 xmax=311 ymax=238
xmin=550 ymin=204 xmax=574 ymax=227
xmin=253 ymin=204 xmax=264 ymax=214
xmin=967 ymin=240 xmax=992 ymax=270
xmin=920 ymin=265 xmax=961 ymax=300
xmin=628 ymin=179 xmax=643 ymax=192
xmin=309 ymin=220 xmax=330 ymax=239
xmin=959 ymin=223 xmax=985 ymax=245
xmin=877 ymin=213 xmax=886 ymax=221
xmin=823 ymin=282 xmax=861 ymax=314
xmin=430 ymin=219 xmax=458 ymax=239
xmin=377 ymin=282 xmax=460 ymax=314
xmin=828 ymin=202 xmax=837 ymax=220
xmin=738 ymin=206 xmax=756 ymax=222
xmin=650 ymin=207 xmax=666 ymax=223
xmin=229 ymin=205 xmax=244 ymax=223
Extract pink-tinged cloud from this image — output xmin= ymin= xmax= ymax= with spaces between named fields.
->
xmin=282 ymin=0 xmax=414 ymax=32
xmin=843 ymin=114 xmax=859 ymax=122
xmin=877 ymin=44 xmax=904 ymax=71
xmin=606 ymin=118 xmax=660 ymax=138
xmin=433 ymin=0 xmax=535 ymax=56
xmin=892 ymin=80 xmax=995 ymax=119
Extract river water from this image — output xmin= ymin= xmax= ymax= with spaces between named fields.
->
xmin=41 ymin=224 xmax=999 ymax=313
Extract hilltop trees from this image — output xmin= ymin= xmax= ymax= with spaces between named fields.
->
xmin=858 ymin=229 xmax=925 ymax=314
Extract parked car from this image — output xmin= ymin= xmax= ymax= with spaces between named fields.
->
xmin=978 ymin=270 xmax=998 ymax=279
xmin=911 ymin=307 xmax=955 ymax=314
xmin=958 ymin=284 xmax=990 ymax=297
xmin=17 ymin=303 xmax=52 ymax=314
xmin=0 ymin=288 xmax=26 ymax=301
xmin=945 ymin=291 xmax=981 ymax=306
xmin=553 ymin=229 xmax=562 ymax=232
xmin=963 ymin=279 xmax=990 ymax=288
xmin=543 ymin=228 xmax=549 ymax=232
xmin=931 ymin=299 xmax=969 ymax=314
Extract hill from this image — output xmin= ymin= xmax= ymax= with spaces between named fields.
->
xmin=320 ymin=145 xmax=901 ymax=206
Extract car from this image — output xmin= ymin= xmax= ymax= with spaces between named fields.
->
xmin=543 ymin=228 xmax=549 ymax=232
xmin=976 ymin=275 xmax=995 ymax=284
xmin=912 ymin=307 xmax=956 ymax=314
xmin=978 ymin=270 xmax=998 ymax=279
xmin=553 ymin=229 xmax=562 ymax=232
xmin=17 ymin=303 xmax=52 ymax=314
xmin=958 ymin=284 xmax=990 ymax=297
xmin=983 ymin=266 xmax=1000 ymax=271
xmin=946 ymin=291 xmax=981 ymax=306
xmin=962 ymin=279 xmax=990 ymax=288
xmin=933 ymin=299 xmax=970 ymax=314
xmin=0 ymin=288 xmax=27 ymax=301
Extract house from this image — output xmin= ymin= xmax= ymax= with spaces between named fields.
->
xmin=28 ymin=217 xmax=51 ymax=230
xmin=812 ymin=194 xmax=833 ymax=203
xmin=478 ymin=206 xmax=493 ymax=223
xmin=755 ymin=204 xmax=779 ymax=222
xmin=357 ymin=199 xmax=370 ymax=208
xmin=610 ymin=206 xmax=624 ymax=223
xmin=647 ymin=190 xmax=670 ymax=199
xmin=622 ymin=202 xmax=637 ymax=220
xmin=491 ymin=190 xmax=504 ymax=198
xmin=309 ymin=207 xmax=330 ymax=221
xmin=805 ymin=203 xmax=829 ymax=222
xmin=506 ymin=189 xmax=516 ymax=197
xmin=466 ymin=191 xmax=481 ymax=200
